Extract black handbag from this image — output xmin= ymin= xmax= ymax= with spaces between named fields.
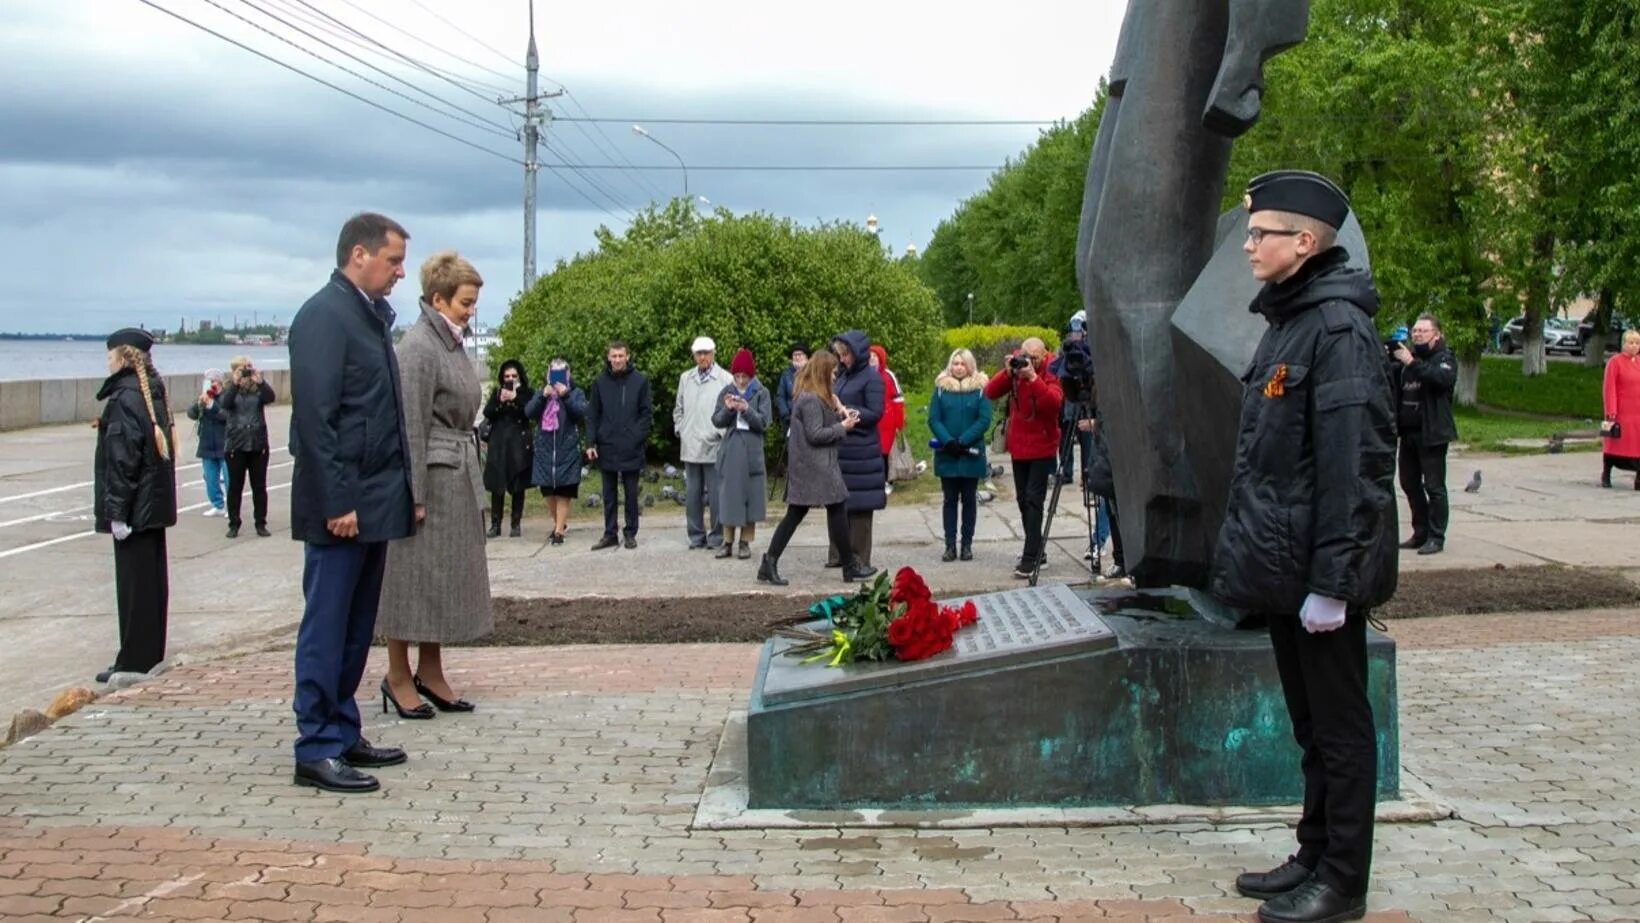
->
xmin=1602 ymin=420 xmax=1622 ymax=439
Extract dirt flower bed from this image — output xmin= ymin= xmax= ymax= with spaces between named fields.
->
xmin=472 ymin=566 xmax=1639 ymax=646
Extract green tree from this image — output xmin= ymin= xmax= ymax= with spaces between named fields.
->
xmin=918 ymin=95 xmax=1105 ymax=330
xmin=499 ymin=205 xmax=943 ymax=459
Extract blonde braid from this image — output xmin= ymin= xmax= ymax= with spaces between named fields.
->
xmin=130 ymin=357 xmax=172 ymax=461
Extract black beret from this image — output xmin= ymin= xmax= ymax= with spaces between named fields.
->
xmin=1244 ymin=170 xmax=1350 ymax=230
xmin=789 ymin=341 xmax=811 ymax=357
xmin=105 ymin=328 xmax=155 ymax=353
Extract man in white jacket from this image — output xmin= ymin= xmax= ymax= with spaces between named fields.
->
xmin=673 ymin=336 xmax=733 ymax=549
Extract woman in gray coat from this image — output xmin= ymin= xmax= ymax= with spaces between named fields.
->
xmin=712 ymin=348 xmax=770 ymax=560
xmin=755 ymin=351 xmax=877 ymax=585
xmin=377 ymin=251 xmax=493 ymax=719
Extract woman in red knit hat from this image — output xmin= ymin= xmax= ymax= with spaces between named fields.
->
xmin=711 ymin=348 xmax=772 ymax=558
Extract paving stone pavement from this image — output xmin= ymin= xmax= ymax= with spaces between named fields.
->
xmin=0 ymin=611 xmax=1637 ymax=921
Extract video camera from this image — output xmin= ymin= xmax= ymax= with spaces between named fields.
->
xmin=1385 ymin=326 xmax=1409 ymax=359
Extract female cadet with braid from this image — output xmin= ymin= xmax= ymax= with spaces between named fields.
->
xmin=93 ymin=328 xmax=179 ymax=683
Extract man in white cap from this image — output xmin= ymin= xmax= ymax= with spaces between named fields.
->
xmin=673 ymin=336 xmax=733 ymax=548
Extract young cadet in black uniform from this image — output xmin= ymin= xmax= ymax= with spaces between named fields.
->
xmin=1209 ymin=171 xmax=1399 ymax=923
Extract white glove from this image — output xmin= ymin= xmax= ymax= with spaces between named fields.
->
xmin=111 ymin=521 xmax=133 ymax=542
xmin=1299 ymin=593 xmax=1347 ymax=634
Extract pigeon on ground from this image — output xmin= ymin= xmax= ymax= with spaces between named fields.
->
xmin=1464 ymin=470 xmax=1482 ymax=493
xmin=580 ymin=465 xmax=592 ymax=479
xmin=642 ymin=494 xmax=655 ymax=508
xmin=989 ymin=464 xmax=1006 ymax=478
xmin=660 ymin=485 xmax=678 ymax=500
xmin=583 ymin=494 xmax=602 ymax=508
xmin=977 ymin=490 xmax=994 ymax=504
xmin=663 ymin=463 xmax=681 ymax=478
xmin=642 ymin=469 xmax=660 ymax=483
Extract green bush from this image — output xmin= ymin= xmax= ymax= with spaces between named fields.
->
xmin=940 ymin=324 xmax=1062 ymax=377
xmin=498 ymin=203 xmax=944 ymax=460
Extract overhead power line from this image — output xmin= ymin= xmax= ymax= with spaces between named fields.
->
xmin=325 ymin=0 xmax=524 ymax=91
xmin=289 ymin=0 xmax=518 ymax=112
xmin=133 ymin=0 xmax=522 ymax=165
xmin=541 ymin=162 xmax=1006 ymax=172
xmin=215 ymin=0 xmax=517 ymax=139
xmin=554 ymin=116 xmax=1064 ymax=126
xmin=403 ymin=0 xmax=520 ymax=71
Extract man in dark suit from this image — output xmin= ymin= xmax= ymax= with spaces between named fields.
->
xmin=287 ymin=213 xmax=418 ymax=793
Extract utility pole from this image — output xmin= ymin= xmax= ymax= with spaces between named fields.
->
xmin=502 ymin=0 xmax=562 ymax=293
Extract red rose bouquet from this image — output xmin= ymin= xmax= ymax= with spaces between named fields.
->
xmin=773 ymin=567 xmax=979 ymax=666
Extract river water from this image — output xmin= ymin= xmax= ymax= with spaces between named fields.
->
xmin=0 ymin=341 xmax=292 ymax=382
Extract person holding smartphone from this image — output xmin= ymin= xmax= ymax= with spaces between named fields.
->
xmin=527 ymin=359 xmax=589 ymax=543
xmin=482 ymin=359 xmax=533 ymax=538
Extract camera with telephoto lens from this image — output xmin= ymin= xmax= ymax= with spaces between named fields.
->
xmin=1008 ymin=353 xmax=1031 ymax=372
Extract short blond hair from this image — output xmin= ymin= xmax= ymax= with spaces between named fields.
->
xmin=1624 ymin=329 xmax=1640 ymax=347
xmin=228 ymin=355 xmax=251 ymax=374
xmin=419 ymin=250 xmax=483 ymax=302
xmin=1262 ymin=209 xmax=1339 ymax=250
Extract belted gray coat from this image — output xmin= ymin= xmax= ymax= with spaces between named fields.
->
xmin=377 ymin=300 xmax=494 ymax=643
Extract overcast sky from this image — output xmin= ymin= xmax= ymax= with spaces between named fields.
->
xmin=0 ymin=1 xmax=1122 ymax=334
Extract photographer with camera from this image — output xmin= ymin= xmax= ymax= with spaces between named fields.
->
xmin=928 ymin=348 xmax=991 ymax=562
xmin=186 ymin=369 xmax=229 ymax=517
xmin=983 ymin=337 xmax=1063 ymax=578
xmin=220 ymin=355 xmax=277 ymax=538
xmin=1391 ymin=314 xmax=1456 ymax=555
xmin=1050 ymin=311 xmax=1094 ymax=484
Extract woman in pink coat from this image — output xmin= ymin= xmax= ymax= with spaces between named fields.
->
xmin=1601 ymin=329 xmax=1640 ymax=489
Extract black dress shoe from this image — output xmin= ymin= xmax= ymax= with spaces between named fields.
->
xmin=623 ymin=536 xmax=637 ymax=549
xmin=509 ymin=524 xmax=522 ymax=538
xmin=842 ymin=559 xmax=877 ymax=582
xmin=1398 ymin=535 xmax=1426 ymax=550
xmin=1256 ymin=879 xmax=1365 ymax=923
xmin=343 ymin=738 xmax=407 ymax=768
xmin=95 ymin=666 xmax=117 ymax=683
xmin=1417 ymin=539 xmax=1444 ymax=556
xmin=959 ymin=545 xmax=973 ymax=561
xmin=255 ymin=524 xmax=272 ymax=538
xmin=1236 ymin=856 xmax=1315 ymax=900
xmin=714 ymin=543 xmax=735 ymax=559
xmin=941 ymin=544 xmax=957 ymax=562
xmin=414 ymin=675 xmax=475 ymax=712
xmin=294 ymin=758 xmax=379 ymax=793
xmin=226 ymin=525 xmax=240 ymax=539
xmin=380 ymin=679 xmax=435 ymax=719
xmin=591 ymin=535 xmax=620 ymax=551
xmin=486 ymin=522 xmax=501 ymax=538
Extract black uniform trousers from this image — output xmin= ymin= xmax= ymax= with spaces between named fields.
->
xmin=293 ymin=541 xmax=387 ymax=763
xmin=1266 ymin=608 xmax=1377 ymax=898
xmin=112 ymin=529 xmax=169 ymax=673
xmin=1397 ymin=437 xmax=1448 ymax=543
xmin=227 ymin=449 xmax=270 ymax=529
xmin=1012 ymin=457 xmax=1055 ymax=562
xmin=490 ymin=489 xmax=526 ymax=530
xmin=600 ymin=469 xmax=641 ymax=539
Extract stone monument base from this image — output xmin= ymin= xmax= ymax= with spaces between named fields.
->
xmin=746 ymin=584 xmax=1398 ymax=809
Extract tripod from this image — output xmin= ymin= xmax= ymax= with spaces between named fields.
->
xmin=1030 ymin=400 xmax=1100 ymax=588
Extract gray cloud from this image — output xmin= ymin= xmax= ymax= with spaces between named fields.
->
xmin=0 ymin=11 xmax=1097 ymax=333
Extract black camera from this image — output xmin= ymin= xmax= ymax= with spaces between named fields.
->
xmin=239 ymin=367 xmax=254 ymax=379
xmin=1008 ymin=354 xmax=1031 ymax=372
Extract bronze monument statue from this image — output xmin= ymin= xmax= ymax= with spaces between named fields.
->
xmin=1077 ymin=0 xmax=1370 ymax=592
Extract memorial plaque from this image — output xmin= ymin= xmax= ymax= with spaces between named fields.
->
xmin=759 ymin=584 xmax=1116 ymax=707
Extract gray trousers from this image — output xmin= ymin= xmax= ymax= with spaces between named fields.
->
xmin=685 ymin=461 xmax=722 ymax=546
xmin=825 ymin=510 xmax=874 ymax=567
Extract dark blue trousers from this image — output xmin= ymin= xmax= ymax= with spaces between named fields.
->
xmin=293 ymin=541 xmax=387 ymax=762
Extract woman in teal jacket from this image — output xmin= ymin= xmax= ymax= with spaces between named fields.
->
xmin=927 ymin=347 xmax=991 ymax=561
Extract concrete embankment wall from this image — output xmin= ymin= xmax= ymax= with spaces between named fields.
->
xmin=0 ymin=370 xmax=295 ymax=432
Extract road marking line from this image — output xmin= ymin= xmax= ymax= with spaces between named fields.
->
xmin=0 ymin=461 xmax=295 ymax=530
xmin=0 ymin=445 xmax=291 ymax=505
xmin=80 ymin=871 xmax=204 ymax=922
xmin=0 ymin=482 xmax=293 ymax=560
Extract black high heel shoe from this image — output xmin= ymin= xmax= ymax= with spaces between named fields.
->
xmin=414 ymin=675 xmax=476 ymax=713
xmin=380 ymin=678 xmax=435 ymax=719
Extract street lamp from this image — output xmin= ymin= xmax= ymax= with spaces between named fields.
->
xmin=632 ymin=124 xmax=688 ymax=199
xmin=966 ymin=292 xmax=975 ymax=325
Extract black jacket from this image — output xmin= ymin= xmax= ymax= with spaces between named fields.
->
xmin=831 ymin=330 xmax=886 ymax=512
xmin=775 ymin=364 xmax=798 ymax=423
xmin=1397 ymin=339 xmax=1458 ymax=446
xmin=482 ymin=361 xmax=534 ymax=493
xmin=186 ymin=393 xmax=227 ymax=460
xmin=1210 ymin=248 xmax=1399 ymax=614
xmin=220 ymin=379 xmax=276 ymax=454
xmin=287 ymin=270 xmax=415 ymax=546
xmin=585 ymin=364 xmax=653 ymax=473
xmin=94 ymin=369 xmax=178 ymax=533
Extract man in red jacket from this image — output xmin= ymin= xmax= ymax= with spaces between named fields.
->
xmin=983 ymin=337 xmax=1064 ymax=577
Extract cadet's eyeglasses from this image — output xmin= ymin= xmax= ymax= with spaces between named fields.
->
xmin=1246 ymin=227 xmax=1303 ymax=246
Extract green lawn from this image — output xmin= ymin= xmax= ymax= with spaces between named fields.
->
xmin=1476 ymin=355 xmax=1605 ymax=418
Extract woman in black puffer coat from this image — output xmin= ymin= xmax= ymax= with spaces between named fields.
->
xmin=219 ymin=355 xmax=277 ymax=538
xmin=93 ymin=328 xmax=177 ymax=683
xmin=482 ymin=359 xmax=533 ymax=538
xmin=826 ymin=330 xmax=885 ymax=567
